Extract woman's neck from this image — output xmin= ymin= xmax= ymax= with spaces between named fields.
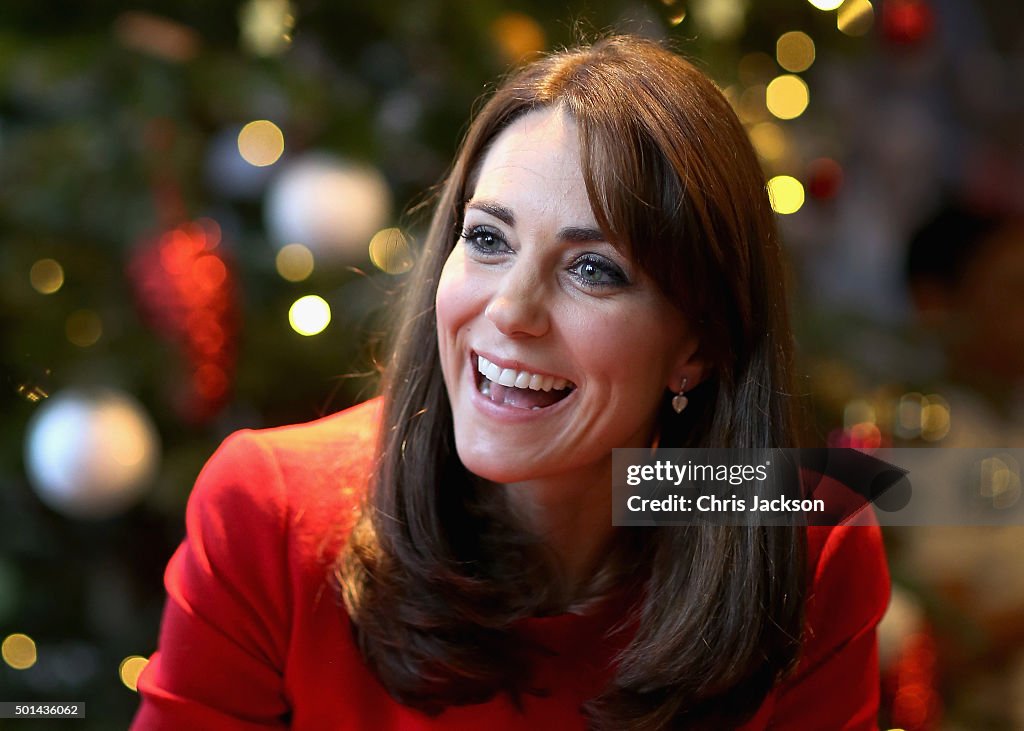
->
xmin=499 ymin=460 xmax=618 ymax=604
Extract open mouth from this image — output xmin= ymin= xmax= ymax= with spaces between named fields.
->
xmin=473 ymin=354 xmax=576 ymax=410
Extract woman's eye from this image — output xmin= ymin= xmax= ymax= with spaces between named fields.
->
xmin=570 ymin=256 xmax=627 ymax=288
xmin=461 ymin=226 xmax=509 ymax=255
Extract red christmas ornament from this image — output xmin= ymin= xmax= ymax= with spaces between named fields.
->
xmin=129 ymin=219 xmax=239 ymax=424
xmin=805 ymin=158 xmax=844 ymax=201
xmin=882 ymin=0 xmax=935 ymax=47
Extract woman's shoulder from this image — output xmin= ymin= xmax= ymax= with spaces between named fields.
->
xmin=185 ymin=397 xmax=383 ymax=571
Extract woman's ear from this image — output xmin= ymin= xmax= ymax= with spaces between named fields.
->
xmin=667 ymin=337 xmax=707 ymax=393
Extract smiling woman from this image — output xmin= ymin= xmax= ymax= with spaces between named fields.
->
xmin=133 ymin=36 xmax=889 ymax=731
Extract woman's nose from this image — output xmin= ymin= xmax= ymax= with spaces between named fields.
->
xmin=484 ymin=261 xmax=551 ymax=337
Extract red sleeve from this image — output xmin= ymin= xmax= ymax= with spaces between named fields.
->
xmin=766 ymin=521 xmax=890 ymax=730
xmin=131 ymin=431 xmax=292 ymax=730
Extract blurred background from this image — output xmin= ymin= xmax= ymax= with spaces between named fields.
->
xmin=1 ymin=0 xmax=1022 ymax=728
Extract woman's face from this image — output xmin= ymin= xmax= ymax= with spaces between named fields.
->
xmin=435 ymin=107 xmax=699 ymax=486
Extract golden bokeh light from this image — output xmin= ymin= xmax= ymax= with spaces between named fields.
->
xmin=895 ymin=392 xmax=924 ymax=439
xmin=30 ymin=259 xmax=65 ymax=294
xmin=767 ymin=175 xmax=805 ymax=215
xmin=748 ymin=122 xmax=788 ymax=163
xmin=843 ymin=399 xmax=876 ymax=429
xmin=238 ymin=120 xmax=285 ymax=167
xmin=776 ymin=31 xmax=815 ymax=73
xmin=66 ymin=310 xmax=103 ymax=348
xmin=368 ymin=228 xmax=414 ymax=275
xmin=738 ymin=52 xmax=776 ymax=86
xmin=490 ymin=13 xmax=545 ymax=65
xmin=288 ymin=295 xmax=331 ymax=336
xmin=766 ymin=75 xmax=810 ymax=120
xmin=119 ymin=655 xmax=150 ymax=692
xmin=737 ymin=85 xmax=768 ymax=124
xmin=978 ymin=455 xmax=1021 ymax=509
xmin=838 ymin=0 xmax=875 ymax=36
xmin=2 ymin=633 xmax=37 ymax=670
xmin=807 ymin=0 xmax=844 ymax=10
xmin=920 ymin=394 xmax=950 ymax=441
xmin=239 ymin=0 xmax=295 ymax=57
xmin=275 ymin=243 xmax=315 ymax=282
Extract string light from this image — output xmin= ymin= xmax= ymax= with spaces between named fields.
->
xmin=843 ymin=399 xmax=876 ymax=428
xmin=776 ymin=31 xmax=815 ymax=73
xmin=239 ymin=0 xmax=295 ymax=57
xmin=767 ymin=175 xmax=805 ymax=214
xmin=119 ymin=655 xmax=149 ymax=691
xmin=838 ymin=0 xmax=875 ymax=36
xmin=275 ymin=243 xmax=314 ymax=282
xmin=766 ymin=75 xmax=809 ymax=120
xmin=30 ymin=259 xmax=64 ymax=294
xmin=66 ymin=310 xmax=102 ymax=348
xmin=2 ymin=633 xmax=37 ymax=670
xmin=748 ymin=122 xmax=788 ymax=163
xmin=490 ymin=13 xmax=545 ymax=65
xmin=368 ymin=228 xmax=414 ymax=274
xmin=288 ymin=295 xmax=331 ymax=336
xmin=920 ymin=394 xmax=950 ymax=441
xmin=238 ymin=120 xmax=285 ymax=167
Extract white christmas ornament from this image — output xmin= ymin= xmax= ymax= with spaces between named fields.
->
xmin=24 ymin=389 xmax=160 ymax=519
xmin=265 ymin=153 xmax=392 ymax=262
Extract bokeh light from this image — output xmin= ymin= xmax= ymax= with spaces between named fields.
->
xmin=690 ymin=0 xmax=747 ymax=40
xmin=368 ymin=228 xmax=414 ymax=274
xmin=119 ymin=655 xmax=149 ymax=692
xmin=238 ymin=120 xmax=285 ymax=167
xmin=920 ymin=394 xmax=950 ymax=441
xmin=288 ymin=295 xmax=331 ymax=336
xmin=844 ymin=399 xmax=876 ymax=428
xmin=776 ymin=31 xmax=815 ymax=73
xmin=66 ymin=310 xmax=103 ymax=348
xmin=766 ymin=75 xmax=810 ymax=120
xmin=239 ymin=0 xmax=295 ymax=57
xmin=737 ymin=85 xmax=769 ymax=124
xmin=895 ymin=392 xmax=924 ymax=439
xmin=748 ymin=122 xmax=788 ymax=163
xmin=838 ymin=0 xmax=875 ymax=36
xmin=30 ymin=259 xmax=64 ymax=294
xmin=767 ymin=175 xmax=805 ymax=214
xmin=490 ymin=13 xmax=545 ymax=65
xmin=738 ymin=52 xmax=775 ymax=86
xmin=978 ymin=454 xmax=1022 ymax=509
xmin=807 ymin=0 xmax=844 ymax=10
xmin=2 ymin=633 xmax=37 ymax=670
xmin=276 ymin=243 xmax=315 ymax=282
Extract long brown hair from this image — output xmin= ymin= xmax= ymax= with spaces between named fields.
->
xmin=337 ymin=35 xmax=805 ymax=730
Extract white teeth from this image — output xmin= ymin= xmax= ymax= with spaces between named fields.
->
xmin=476 ymin=355 xmax=574 ymax=392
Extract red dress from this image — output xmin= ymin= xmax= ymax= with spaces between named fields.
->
xmin=132 ymin=399 xmax=889 ymax=730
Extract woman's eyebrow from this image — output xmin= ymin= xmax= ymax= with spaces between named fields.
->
xmin=465 ymin=199 xmax=606 ymax=244
xmin=465 ymin=200 xmax=515 ymax=226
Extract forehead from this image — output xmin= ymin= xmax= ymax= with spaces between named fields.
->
xmin=468 ymin=107 xmax=596 ymax=223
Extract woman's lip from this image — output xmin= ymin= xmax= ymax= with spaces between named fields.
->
xmin=466 ymin=353 xmax=578 ymax=420
xmin=471 ymin=349 xmax=574 ymax=384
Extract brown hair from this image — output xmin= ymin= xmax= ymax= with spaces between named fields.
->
xmin=337 ymin=35 xmax=805 ymax=730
